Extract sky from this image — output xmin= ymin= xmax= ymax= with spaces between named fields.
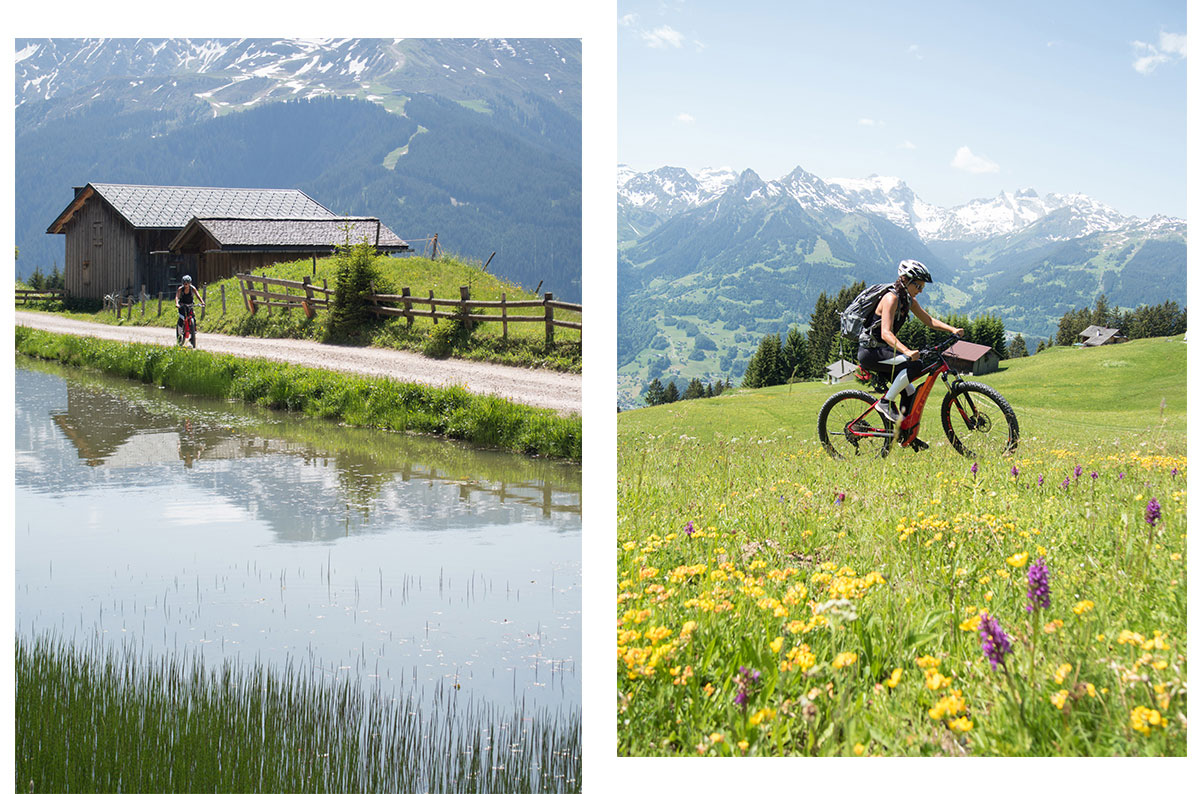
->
xmin=618 ymin=0 xmax=1187 ymax=219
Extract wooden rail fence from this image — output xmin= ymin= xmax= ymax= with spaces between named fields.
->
xmin=238 ymin=274 xmax=332 ymax=318
xmin=234 ymin=274 xmax=582 ymax=344
xmin=15 ymin=288 xmax=65 ymax=306
xmin=367 ymin=286 xmax=582 ymax=344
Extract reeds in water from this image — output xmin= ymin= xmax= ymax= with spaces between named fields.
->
xmin=16 ymin=633 xmax=581 ymax=792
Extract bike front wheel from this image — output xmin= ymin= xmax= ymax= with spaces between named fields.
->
xmin=941 ymin=381 xmax=1018 ymax=457
xmin=818 ymin=389 xmax=894 ymax=460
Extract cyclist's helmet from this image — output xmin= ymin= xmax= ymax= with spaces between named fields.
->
xmin=182 ymin=275 xmax=192 ymax=284
xmin=898 ymin=259 xmax=933 ymax=283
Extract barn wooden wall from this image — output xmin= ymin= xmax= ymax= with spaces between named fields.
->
xmin=61 ymin=200 xmax=137 ymax=300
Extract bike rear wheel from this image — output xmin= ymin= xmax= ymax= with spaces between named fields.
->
xmin=941 ymin=381 xmax=1018 ymax=457
xmin=818 ymin=389 xmax=894 ymax=460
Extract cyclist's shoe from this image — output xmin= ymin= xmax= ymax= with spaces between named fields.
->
xmin=910 ymin=438 xmax=930 ymax=453
xmin=875 ymin=400 xmax=901 ymax=423
xmin=899 ymin=391 xmax=915 ymax=416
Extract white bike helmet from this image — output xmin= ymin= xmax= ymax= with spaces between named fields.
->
xmin=898 ymin=259 xmax=933 ymax=283
xmin=182 ymin=275 xmax=192 ymax=283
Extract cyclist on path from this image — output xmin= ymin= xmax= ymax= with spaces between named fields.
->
xmin=856 ymin=259 xmax=962 ymax=449
xmin=175 ymin=275 xmax=205 ymax=339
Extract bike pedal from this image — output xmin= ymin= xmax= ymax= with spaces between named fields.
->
xmin=910 ymin=438 xmax=929 ymax=453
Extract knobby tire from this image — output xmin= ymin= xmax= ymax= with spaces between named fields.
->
xmin=940 ymin=381 xmax=1019 ymax=457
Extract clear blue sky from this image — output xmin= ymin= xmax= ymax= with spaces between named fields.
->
xmin=618 ymin=0 xmax=1187 ymax=219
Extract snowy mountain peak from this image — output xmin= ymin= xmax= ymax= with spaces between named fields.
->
xmin=617 ymin=163 xmax=1182 ymax=245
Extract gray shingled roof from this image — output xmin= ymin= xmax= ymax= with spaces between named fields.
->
xmin=1081 ymin=328 xmax=1123 ymax=347
xmin=90 ymin=183 xmax=336 ymax=228
xmin=825 ymin=359 xmax=857 ymax=379
xmin=181 ymin=217 xmax=408 ymax=249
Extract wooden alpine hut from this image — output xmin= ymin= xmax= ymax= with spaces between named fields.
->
xmin=47 ymin=182 xmax=408 ymax=300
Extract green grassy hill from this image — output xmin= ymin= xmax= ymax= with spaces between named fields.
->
xmin=616 ymin=335 xmax=1185 ymax=756
xmin=37 ymin=252 xmax=581 ymax=372
xmin=619 ymin=335 xmax=1185 ymax=454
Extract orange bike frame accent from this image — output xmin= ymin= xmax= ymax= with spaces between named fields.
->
xmin=896 ymin=362 xmax=946 ymax=445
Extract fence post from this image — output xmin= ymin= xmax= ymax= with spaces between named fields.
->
xmin=243 ymin=275 xmax=257 ymax=315
xmin=301 ymin=276 xmax=315 ymax=319
xmin=459 ymin=286 xmax=471 ymax=330
xmin=200 ymin=285 xmax=207 ymax=320
xmin=430 ymin=290 xmax=437 ymax=325
xmin=402 ymin=287 xmax=413 ymax=328
xmin=158 ymin=292 xmax=163 ymax=316
xmin=126 ymin=299 xmax=132 ymax=320
xmin=501 ymin=292 xmax=508 ymax=341
xmin=221 ymin=284 xmax=226 ymax=316
xmin=264 ymin=279 xmax=272 ymax=315
xmin=544 ymin=292 xmax=554 ymax=346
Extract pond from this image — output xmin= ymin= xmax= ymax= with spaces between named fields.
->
xmin=14 ymin=358 xmax=581 ymax=713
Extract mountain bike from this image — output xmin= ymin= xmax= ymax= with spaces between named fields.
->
xmin=177 ymin=305 xmax=198 ymax=348
xmin=817 ymin=335 xmax=1018 ymax=459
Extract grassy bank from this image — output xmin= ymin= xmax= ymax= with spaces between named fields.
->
xmin=15 ymin=327 xmax=581 ymax=462
xmin=29 ymin=252 xmax=581 ymax=372
xmin=617 ymin=336 xmax=1186 ymax=755
xmin=17 ymin=633 xmax=581 ymax=793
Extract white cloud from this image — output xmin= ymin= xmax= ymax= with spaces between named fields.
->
xmin=619 ymin=13 xmax=638 ymax=27
xmin=1133 ymin=32 xmax=1186 ymax=74
xmin=641 ymin=25 xmax=686 ymax=49
xmin=676 ymin=112 xmax=695 ymax=123
xmin=898 ymin=140 xmax=917 ymax=150
xmin=908 ymin=44 xmax=923 ymax=60
xmin=858 ymin=118 xmax=883 ymax=127
xmin=951 ymin=146 xmax=1000 ymax=174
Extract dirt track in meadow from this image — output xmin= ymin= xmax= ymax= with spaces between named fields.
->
xmin=16 ymin=311 xmax=582 ymax=415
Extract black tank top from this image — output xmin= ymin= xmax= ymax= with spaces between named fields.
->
xmin=179 ymin=285 xmax=194 ymax=306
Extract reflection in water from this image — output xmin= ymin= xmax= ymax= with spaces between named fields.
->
xmin=15 ymin=359 xmax=581 ymax=711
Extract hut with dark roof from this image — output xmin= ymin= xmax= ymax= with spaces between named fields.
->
xmin=47 ymin=183 xmax=409 ymax=300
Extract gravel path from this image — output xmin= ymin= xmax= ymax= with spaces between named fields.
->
xmin=16 ymin=311 xmax=582 ymax=415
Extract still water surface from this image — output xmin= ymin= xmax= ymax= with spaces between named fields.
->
xmin=15 ymin=359 xmax=581 ymax=711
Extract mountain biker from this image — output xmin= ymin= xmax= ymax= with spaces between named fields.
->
xmin=175 ymin=275 xmax=205 ymax=341
xmin=856 ymin=259 xmax=963 ymax=447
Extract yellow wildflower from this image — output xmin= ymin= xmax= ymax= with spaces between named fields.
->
xmin=959 ymin=614 xmax=982 ymax=632
xmin=915 ymin=655 xmax=941 ymax=669
xmin=680 ymin=620 xmax=698 ymax=636
xmin=737 ymin=740 xmax=749 ymax=751
xmin=832 ymin=651 xmax=858 ymax=670
xmin=1050 ymin=690 xmax=1069 ymax=710
xmin=1072 ymin=599 xmax=1095 ymax=615
xmin=947 ymin=716 xmax=973 ymax=733
xmin=709 ymin=732 xmax=725 ymax=744
xmin=853 ymin=743 xmax=865 ymax=756
xmin=1006 ymin=551 xmax=1029 ymax=567
xmin=769 ymin=636 xmax=784 ymax=654
xmin=886 ymin=668 xmax=903 ymax=688
xmin=1053 ymin=663 xmax=1072 ymax=685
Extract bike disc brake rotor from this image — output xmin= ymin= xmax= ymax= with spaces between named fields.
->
xmin=968 ymin=411 xmax=992 ymax=432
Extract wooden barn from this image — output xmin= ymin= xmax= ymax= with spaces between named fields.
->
xmin=47 ymin=183 xmax=409 ymax=300
xmin=944 ymin=340 xmax=1001 ymax=375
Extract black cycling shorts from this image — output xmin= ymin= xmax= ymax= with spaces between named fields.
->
xmin=857 ymin=345 xmax=924 ymax=381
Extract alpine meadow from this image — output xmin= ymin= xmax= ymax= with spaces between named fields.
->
xmin=616 ymin=336 xmax=1185 ymax=756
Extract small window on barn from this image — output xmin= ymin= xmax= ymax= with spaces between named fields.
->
xmin=81 ymin=261 xmax=91 ymax=286
xmin=92 ymin=221 xmax=103 ymax=247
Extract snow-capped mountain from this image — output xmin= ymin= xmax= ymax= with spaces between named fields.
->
xmin=617 ymin=164 xmax=1169 ymax=244
xmin=616 ymin=162 xmax=1185 ymax=407
xmin=15 ymin=39 xmax=582 ymax=298
xmin=16 ymin=38 xmax=581 ymax=130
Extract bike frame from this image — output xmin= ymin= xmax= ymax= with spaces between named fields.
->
xmin=179 ymin=306 xmax=196 ymax=343
xmin=843 ymin=338 xmax=976 ymax=448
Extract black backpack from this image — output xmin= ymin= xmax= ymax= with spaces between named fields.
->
xmin=839 ymin=283 xmax=895 ymax=340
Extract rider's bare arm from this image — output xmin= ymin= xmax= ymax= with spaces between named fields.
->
xmin=911 ymin=299 xmax=964 ymax=337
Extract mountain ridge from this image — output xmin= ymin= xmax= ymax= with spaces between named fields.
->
xmin=616 ymin=163 xmax=1186 ymax=409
